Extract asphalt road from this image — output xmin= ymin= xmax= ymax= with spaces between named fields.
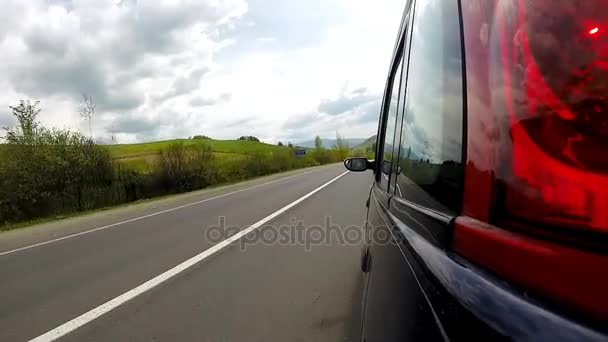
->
xmin=0 ymin=163 xmax=371 ymax=341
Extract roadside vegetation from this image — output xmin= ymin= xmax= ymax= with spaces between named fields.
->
xmin=0 ymin=100 xmax=360 ymax=228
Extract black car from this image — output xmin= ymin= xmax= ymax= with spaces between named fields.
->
xmin=345 ymin=0 xmax=608 ymax=340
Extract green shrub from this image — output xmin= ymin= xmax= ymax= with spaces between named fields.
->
xmin=0 ymin=128 xmax=113 ymax=223
xmin=237 ymin=136 xmax=261 ymax=142
xmin=310 ymin=148 xmax=336 ymax=165
xmin=0 ymin=100 xmax=327 ymax=226
xmin=157 ymin=141 xmax=215 ymax=193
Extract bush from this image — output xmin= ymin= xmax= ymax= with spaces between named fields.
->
xmin=0 ymin=100 xmax=328 ymax=226
xmin=237 ymin=136 xmax=260 ymax=142
xmin=241 ymin=148 xmax=318 ymax=177
xmin=157 ymin=142 xmax=215 ymax=193
xmin=310 ymin=148 xmax=336 ymax=165
xmin=0 ymin=128 xmax=114 ymax=223
xmin=350 ymin=148 xmax=366 ymax=158
xmin=332 ymin=132 xmax=350 ymax=161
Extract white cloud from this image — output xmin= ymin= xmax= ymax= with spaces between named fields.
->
xmin=0 ymin=0 xmax=404 ymax=143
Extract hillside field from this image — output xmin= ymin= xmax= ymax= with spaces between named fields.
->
xmin=353 ymin=135 xmax=376 ymax=150
xmin=107 ymin=139 xmax=291 ymax=172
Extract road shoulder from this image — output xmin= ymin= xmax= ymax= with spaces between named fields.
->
xmin=0 ymin=164 xmax=340 ymax=254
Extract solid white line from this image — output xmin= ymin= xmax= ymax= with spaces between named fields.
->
xmin=0 ymin=169 xmax=318 ymax=257
xmin=29 ymin=170 xmax=349 ymax=342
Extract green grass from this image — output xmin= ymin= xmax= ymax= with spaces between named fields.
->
xmin=106 ymin=139 xmax=286 ymax=159
xmin=1 ymin=138 xmax=291 ymax=173
xmin=114 ymin=158 xmax=153 ymax=173
xmin=107 ymin=139 xmax=288 ymax=173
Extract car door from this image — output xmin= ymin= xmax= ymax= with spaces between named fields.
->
xmin=360 ymin=2 xmax=445 ymax=341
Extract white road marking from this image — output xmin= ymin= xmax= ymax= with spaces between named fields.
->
xmin=0 ymin=169 xmax=319 ymax=257
xmin=28 ymin=170 xmax=350 ymax=342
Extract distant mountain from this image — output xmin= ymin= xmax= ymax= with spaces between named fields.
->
xmin=296 ymin=138 xmax=367 ymax=149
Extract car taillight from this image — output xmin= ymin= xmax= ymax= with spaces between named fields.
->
xmin=457 ymin=0 xmax=608 ymax=324
xmin=495 ymin=0 xmax=608 ymax=233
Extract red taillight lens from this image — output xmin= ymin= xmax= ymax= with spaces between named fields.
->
xmin=495 ymin=0 xmax=608 ymax=233
xmin=459 ymin=0 xmax=608 ymax=324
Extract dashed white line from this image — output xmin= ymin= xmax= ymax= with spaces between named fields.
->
xmin=28 ymin=170 xmax=350 ymax=342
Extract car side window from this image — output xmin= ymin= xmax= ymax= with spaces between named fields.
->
xmin=390 ymin=14 xmax=413 ymax=194
xmin=395 ymin=0 xmax=464 ymax=213
xmin=379 ymin=57 xmax=404 ymax=192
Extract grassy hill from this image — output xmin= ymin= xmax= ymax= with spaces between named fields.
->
xmin=296 ymin=138 xmax=367 ymax=149
xmin=107 ymin=139 xmax=285 ymax=159
xmin=353 ymin=135 xmax=376 ymax=150
xmin=1 ymin=138 xmax=308 ymax=173
xmin=106 ymin=139 xmax=290 ymax=172
xmin=351 ymin=135 xmax=376 ymax=159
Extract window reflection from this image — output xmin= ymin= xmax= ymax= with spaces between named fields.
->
xmin=396 ymin=0 xmax=463 ymax=212
xmin=381 ymin=60 xmax=403 ymax=190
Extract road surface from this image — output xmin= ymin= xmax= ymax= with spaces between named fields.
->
xmin=0 ymin=164 xmax=370 ymax=341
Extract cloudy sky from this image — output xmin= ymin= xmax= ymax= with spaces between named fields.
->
xmin=0 ymin=0 xmax=404 ymax=144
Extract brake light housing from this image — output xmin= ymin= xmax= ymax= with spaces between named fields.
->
xmin=496 ymin=0 xmax=608 ymax=233
xmin=457 ymin=0 xmax=608 ymax=324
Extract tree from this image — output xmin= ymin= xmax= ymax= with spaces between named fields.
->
xmin=5 ymin=100 xmax=41 ymax=142
xmin=79 ymin=93 xmax=96 ymax=138
xmin=1 ymin=100 xmax=113 ymax=221
xmin=333 ymin=131 xmax=350 ymax=160
xmin=238 ymin=136 xmax=260 ymax=142
xmin=314 ymin=135 xmax=323 ymax=150
xmin=287 ymin=142 xmax=293 ymax=148
xmin=277 ymin=141 xmax=284 ymax=146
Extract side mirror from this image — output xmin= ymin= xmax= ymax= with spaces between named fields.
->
xmin=344 ymin=157 xmax=373 ymax=172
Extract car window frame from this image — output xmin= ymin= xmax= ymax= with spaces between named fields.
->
xmin=374 ymin=3 xmax=412 ymax=190
xmin=381 ymin=58 xmax=405 ymax=192
xmin=391 ymin=12 xmax=414 ymax=197
xmin=391 ymin=0 xmax=467 ymax=216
